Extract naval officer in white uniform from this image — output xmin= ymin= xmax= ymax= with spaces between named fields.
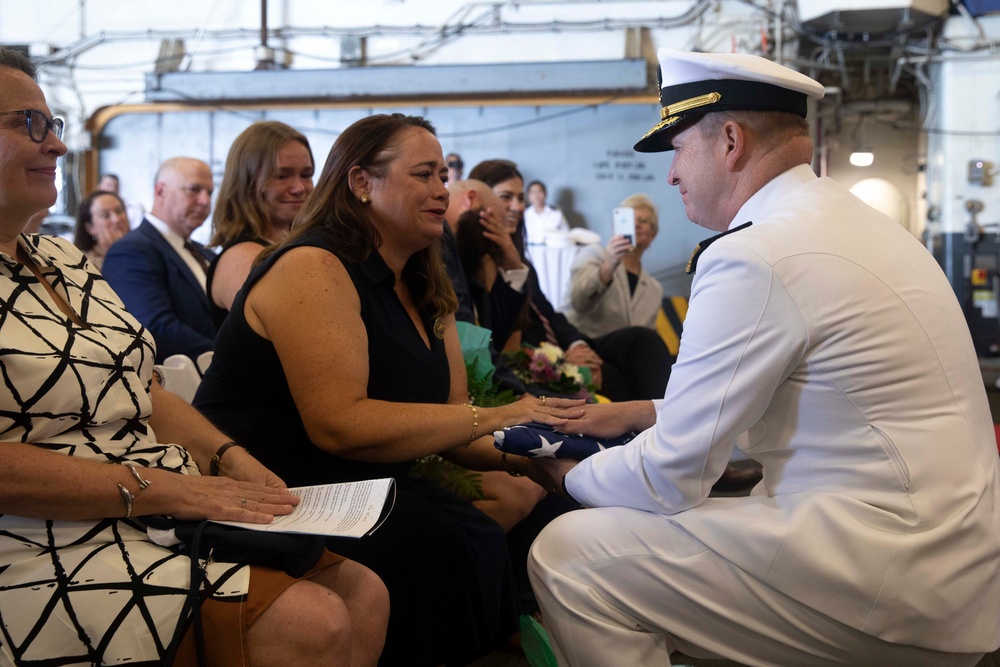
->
xmin=527 ymin=48 xmax=1000 ymax=666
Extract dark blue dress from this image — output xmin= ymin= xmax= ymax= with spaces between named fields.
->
xmin=195 ymin=225 xmax=518 ymax=666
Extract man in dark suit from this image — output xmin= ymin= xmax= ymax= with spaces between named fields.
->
xmin=103 ymin=157 xmax=217 ymax=363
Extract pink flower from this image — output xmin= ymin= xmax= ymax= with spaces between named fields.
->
xmin=528 ymin=354 xmax=558 ymax=383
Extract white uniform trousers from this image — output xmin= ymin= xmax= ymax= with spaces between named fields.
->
xmin=528 ymin=507 xmax=985 ymax=667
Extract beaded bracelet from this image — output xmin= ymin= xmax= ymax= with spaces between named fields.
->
xmin=461 ymin=403 xmax=478 ymax=447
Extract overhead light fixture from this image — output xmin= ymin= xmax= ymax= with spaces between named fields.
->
xmin=850 ymin=150 xmax=874 ymax=167
xmin=849 ymin=114 xmax=873 ymax=167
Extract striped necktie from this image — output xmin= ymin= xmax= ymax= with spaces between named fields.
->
xmin=183 ymin=239 xmax=210 ymax=273
xmin=530 ymin=301 xmax=560 ymax=346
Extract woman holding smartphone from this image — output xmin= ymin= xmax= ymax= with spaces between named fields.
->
xmin=564 ymin=194 xmax=663 ymax=338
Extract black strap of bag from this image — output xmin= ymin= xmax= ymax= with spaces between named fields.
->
xmin=161 ymin=520 xmax=210 ymax=667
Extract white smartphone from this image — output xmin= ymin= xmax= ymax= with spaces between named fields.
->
xmin=612 ymin=207 xmax=636 ymax=245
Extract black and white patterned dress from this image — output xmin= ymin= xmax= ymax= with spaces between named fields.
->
xmin=0 ymin=234 xmax=248 ymax=666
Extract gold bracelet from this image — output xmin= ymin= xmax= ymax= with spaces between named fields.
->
xmin=461 ymin=403 xmax=478 ymax=447
xmin=501 ymin=451 xmax=524 ymax=477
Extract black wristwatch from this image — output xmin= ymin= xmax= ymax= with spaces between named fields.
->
xmin=209 ymin=441 xmax=247 ymax=476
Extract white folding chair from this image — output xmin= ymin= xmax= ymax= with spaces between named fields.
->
xmin=196 ymin=350 xmax=214 ymax=376
xmin=152 ymin=354 xmax=202 ymax=403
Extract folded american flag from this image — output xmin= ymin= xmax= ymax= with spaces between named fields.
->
xmin=493 ymin=423 xmax=637 ymax=461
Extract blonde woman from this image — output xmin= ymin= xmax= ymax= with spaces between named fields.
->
xmin=564 ymin=194 xmax=663 ymax=338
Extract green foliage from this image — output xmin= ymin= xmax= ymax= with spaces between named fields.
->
xmin=468 ymin=357 xmax=519 ymax=408
xmin=410 ymin=455 xmax=484 ymax=500
xmin=410 ymin=359 xmax=519 ymax=501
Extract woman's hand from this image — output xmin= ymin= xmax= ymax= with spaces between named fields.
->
xmin=479 ymin=206 xmax=523 ymax=271
xmin=143 ymin=466 xmax=300 ymax=525
xmin=490 ymin=394 xmax=586 ymax=430
xmin=216 ymin=445 xmax=291 ymax=491
xmin=563 ymin=344 xmax=603 ymax=389
xmin=599 ymin=235 xmax=633 ymax=284
xmin=563 ymin=343 xmax=601 ymax=370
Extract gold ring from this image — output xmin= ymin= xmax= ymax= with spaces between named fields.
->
xmin=540 ymin=396 xmax=547 ymax=405
xmin=240 ymin=498 xmax=247 ymax=509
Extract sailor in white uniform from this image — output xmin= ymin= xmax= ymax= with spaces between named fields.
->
xmin=527 ymin=48 xmax=1000 ymax=667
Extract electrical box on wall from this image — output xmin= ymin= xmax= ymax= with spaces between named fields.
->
xmin=969 ymin=160 xmax=994 ymax=186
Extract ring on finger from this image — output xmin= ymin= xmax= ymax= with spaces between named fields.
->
xmin=540 ymin=396 xmax=547 ymax=405
xmin=240 ymin=498 xmax=247 ymax=509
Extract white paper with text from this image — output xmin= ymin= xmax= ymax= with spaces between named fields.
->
xmin=210 ymin=478 xmax=396 ymax=538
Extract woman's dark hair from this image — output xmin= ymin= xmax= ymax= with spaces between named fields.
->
xmin=527 ymin=180 xmax=546 ymax=195
xmin=264 ymin=113 xmax=457 ymax=319
xmin=468 ymin=159 xmax=523 ymax=189
xmin=0 ymin=47 xmax=36 ymax=79
xmin=467 ymin=159 xmax=528 ymax=258
xmin=74 ymin=190 xmax=125 ymax=251
xmin=455 ymin=209 xmax=502 ymax=282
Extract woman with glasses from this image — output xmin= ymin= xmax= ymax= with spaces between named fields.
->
xmin=0 ymin=47 xmax=388 ymax=667
xmin=0 ymin=106 xmax=65 ymax=143
xmin=73 ymin=189 xmax=130 ymax=270
xmin=207 ymin=121 xmax=315 ymax=326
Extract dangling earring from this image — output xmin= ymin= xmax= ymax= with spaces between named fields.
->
xmin=360 ymin=195 xmax=368 ymax=204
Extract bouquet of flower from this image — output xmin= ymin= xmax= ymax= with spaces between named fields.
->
xmin=503 ymin=342 xmax=596 ymax=400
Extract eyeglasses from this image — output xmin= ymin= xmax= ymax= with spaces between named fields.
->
xmin=447 ymin=160 xmax=463 ymax=169
xmin=0 ymin=109 xmax=65 ymax=143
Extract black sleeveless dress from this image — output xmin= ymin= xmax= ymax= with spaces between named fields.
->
xmin=204 ymin=234 xmax=268 ymax=330
xmin=194 ymin=226 xmax=518 ymax=666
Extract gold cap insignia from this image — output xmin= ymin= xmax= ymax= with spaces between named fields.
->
xmin=639 ymin=115 xmax=683 ymax=142
xmin=659 ymin=92 xmax=723 ymax=120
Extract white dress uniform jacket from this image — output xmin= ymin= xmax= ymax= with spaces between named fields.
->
xmin=565 ymin=164 xmax=1000 ymax=652
xmin=564 ymin=244 xmax=664 ymax=338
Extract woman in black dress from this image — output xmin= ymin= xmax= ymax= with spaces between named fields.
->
xmin=195 ymin=113 xmax=583 ymax=666
xmin=206 ymin=120 xmax=315 ymax=327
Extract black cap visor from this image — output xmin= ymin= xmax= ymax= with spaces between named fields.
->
xmin=634 ymin=79 xmax=808 ymax=153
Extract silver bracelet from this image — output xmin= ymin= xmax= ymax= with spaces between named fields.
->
xmin=123 ymin=462 xmax=150 ymax=489
xmin=117 ymin=483 xmax=135 ymax=518
xmin=118 ymin=462 xmax=150 ymax=518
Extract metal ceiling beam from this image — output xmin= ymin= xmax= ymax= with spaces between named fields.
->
xmin=144 ymin=59 xmax=650 ymax=102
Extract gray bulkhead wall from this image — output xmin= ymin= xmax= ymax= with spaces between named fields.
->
xmin=97 ymin=102 xmax=708 ymax=300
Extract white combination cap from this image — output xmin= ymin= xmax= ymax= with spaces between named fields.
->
xmin=634 ymin=48 xmax=825 ymax=153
